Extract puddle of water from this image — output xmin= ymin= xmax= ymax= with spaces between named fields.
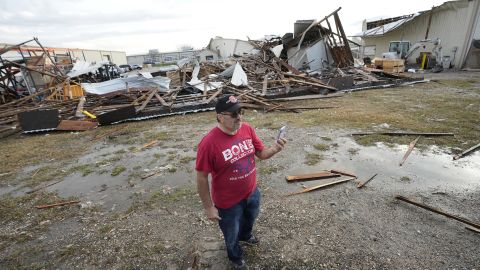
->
xmin=275 ymin=136 xmax=480 ymax=194
xmin=47 ymin=142 xmax=197 ymax=212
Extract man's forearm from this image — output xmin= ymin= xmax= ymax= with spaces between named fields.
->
xmin=196 ymin=173 xmax=213 ymax=210
xmin=256 ymin=145 xmax=281 ymax=160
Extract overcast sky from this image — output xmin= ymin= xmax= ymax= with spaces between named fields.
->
xmin=1 ymin=0 xmax=448 ymax=55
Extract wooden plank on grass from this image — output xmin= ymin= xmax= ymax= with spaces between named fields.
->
xmin=395 ymin=195 xmax=480 ymax=229
xmin=35 ymin=200 xmax=80 ymax=209
xmin=453 ymin=143 xmax=480 ymax=160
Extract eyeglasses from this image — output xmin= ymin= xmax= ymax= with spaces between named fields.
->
xmin=220 ymin=109 xmax=243 ymax=118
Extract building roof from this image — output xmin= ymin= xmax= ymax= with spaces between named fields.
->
xmin=352 ymin=13 xmax=421 ymax=37
xmin=352 ymin=0 xmax=465 ymax=38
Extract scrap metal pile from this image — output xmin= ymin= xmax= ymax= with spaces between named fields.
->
xmin=0 ymin=8 xmax=423 ymax=137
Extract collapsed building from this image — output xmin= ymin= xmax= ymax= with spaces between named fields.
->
xmin=0 ymin=8 xmax=425 ymax=137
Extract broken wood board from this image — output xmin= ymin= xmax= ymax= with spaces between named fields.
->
xmin=330 ymin=169 xmax=357 ymax=178
xmin=35 ymin=200 xmax=80 ymax=209
xmin=395 ymin=196 xmax=480 ymax=230
xmin=286 ymin=171 xmax=341 ymax=182
xmin=137 ymin=140 xmax=158 ymax=151
xmin=453 ymin=143 xmax=480 ymax=160
xmin=286 ymin=177 xmax=354 ymax=196
xmin=56 ymin=120 xmax=98 ymax=131
xmin=269 ymin=92 xmax=344 ymax=102
xmin=357 ymin=173 xmax=378 ymax=188
xmin=399 ymin=136 xmax=420 ymax=166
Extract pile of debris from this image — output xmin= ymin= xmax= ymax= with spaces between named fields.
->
xmin=0 ymin=8 xmax=425 ymax=137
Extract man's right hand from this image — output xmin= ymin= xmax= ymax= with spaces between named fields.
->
xmin=205 ymin=206 xmax=221 ymax=221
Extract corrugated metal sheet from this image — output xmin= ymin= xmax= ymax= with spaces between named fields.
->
xmin=353 ymin=14 xmax=420 ymax=37
xmin=81 ymin=76 xmax=171 ymax=95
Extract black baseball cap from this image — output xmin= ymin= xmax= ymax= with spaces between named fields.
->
xmin=215 ymin=95 xmax=241 ymax=113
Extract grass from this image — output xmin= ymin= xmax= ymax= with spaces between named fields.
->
xmin=111 ymin=166 xmax=126 ymax=176
xmin=125 ymin=187 xmax=197 ymax=214
xmin=179 ymin=156 xmax=196 ymax=164
xmin=348 ymin=148 xmax=360 ymax=155
xmin=305 ymin=153 xmax=323 ymax=166
xmin=70 ymin=164 xmax=95 ymax=177
xmin=0 ymin=191 xmax=80 ymax=231
xmin=313 ymin=143 xmax=330 ymax=151
xmin=400 ymin=176 xmax=411 ymax=182
xmin=258 ymin=164 xmax=283 ymax=175
xmin=248 ymin=79 xmax=479 ymax=149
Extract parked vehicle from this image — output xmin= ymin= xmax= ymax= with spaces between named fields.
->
xmin=119 ymin=64 xmax=132 ymax=72
xmin=131 ymin=64 xmax=142 ymax=70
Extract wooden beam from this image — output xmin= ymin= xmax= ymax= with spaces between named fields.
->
xmin=262 ymin=76 xmax=268 ymax=96
xmin=399 ymin=136 xmax=420 ymax=166
xmin=286 ymin=177 xmax=354 ymax=196
xmin=35 ymin=200 xmax=80 ymax=209
xmin=287 ymin=78 xmax=338 ymax=90
xmin=395 ymin=195 xmax=480 ymax=229
xmin=154 ymin=92 xmax=170 ymax=107
xmin=453 ymin=143 xmax=480 ymax=160
xmin=357 ymin=173 xmax=378 ymax=188
xmin=286 ymin=171 xmax=341 ymax=182
xmin=136 ymin=89 xmax=156 ymax=113
xmin=330 ymin=169 xmax=357 ymax=178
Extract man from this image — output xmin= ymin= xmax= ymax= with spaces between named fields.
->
xmin=196 ymin=95 xmax=287 ymax=269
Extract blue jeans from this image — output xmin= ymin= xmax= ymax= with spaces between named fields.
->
xmin=217 ymin=187 xmax=260 ymax=264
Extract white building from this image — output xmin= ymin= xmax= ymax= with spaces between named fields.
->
xmin=127 ymin=50 xmax=200 ymax=65
xmin=0 ymin=43 xmax=127 ymax=65
xmin=354 ymin=0 xmax=480 ymax=68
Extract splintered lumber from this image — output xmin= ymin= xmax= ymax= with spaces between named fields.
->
xmin=269 ymin=92 xmax=345 ymax=102
xmin=138 ymin=140 xmax=158 ymax=151
xmin=26 ymin=179 xmax=63 ymax=194
xmin=286 ymin=171 xmax=341 ymax=182
xmin=288 ymin=78 xmax=338 ymax=90
xmin=453 ymin=143 xmax=480 ymax=160
xmin=56 ymin=120 xmax=98 ymax=131
xmin=330 ymin=169 xmax=357 ymax=178
xmin=286 ymin=177 xmax=354 ymax=196
xmin=352 ymin=132 xmax=454 ymax=136
xmin=357 ymin=173 xmax=378 ymax=188
xmin=35 ymin=200 xmax=80 ymax=209
xmin=395 ymin=196 xmax=480 ymax=229
xmin=399 ymin=136 xmax=420 ymax=166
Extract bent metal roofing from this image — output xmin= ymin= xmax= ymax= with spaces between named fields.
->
xmin=352 ymin=13 xmax=421 ymax=38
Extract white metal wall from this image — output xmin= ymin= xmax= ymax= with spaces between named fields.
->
xmin=208 ymin=38 xmax=254 ymax=59
xmin=362 ymin=0 xmax=476 ymax=68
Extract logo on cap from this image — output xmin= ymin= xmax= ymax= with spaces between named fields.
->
xmin=227 ymin=96 xmax=238 ymax=104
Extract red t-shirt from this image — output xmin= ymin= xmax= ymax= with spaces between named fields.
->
xmin=196 ymin=123 xmax=265 ymax=209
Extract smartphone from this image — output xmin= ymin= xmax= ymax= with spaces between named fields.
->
xmin=277 ymin=126 xmax=286 ymax=141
